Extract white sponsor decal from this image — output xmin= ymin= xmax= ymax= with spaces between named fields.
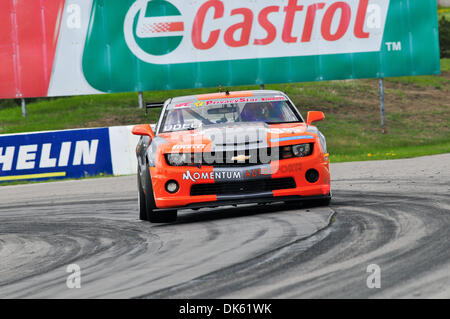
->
xmin=169 ymin=97 xmax=287 ymax=109
xmin=164 ymin=123 xmax=202 ymax=132
xmin=183 ymin=170 xmax=242 ymax=182
xmin=124 ymin=0 xmax=389 ymax=65
xmin=172 ymin=144 xmax=206 ymax=150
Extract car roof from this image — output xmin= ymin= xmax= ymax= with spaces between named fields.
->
xmin=169 ymin=90 xmax=287 ymax=105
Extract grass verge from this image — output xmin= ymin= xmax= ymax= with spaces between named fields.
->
xmin=0 ymin=174 xmax=115 ymax=187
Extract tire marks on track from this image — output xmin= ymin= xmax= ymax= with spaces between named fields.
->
xmin=0 ymin=201 xmax=332 ymax=298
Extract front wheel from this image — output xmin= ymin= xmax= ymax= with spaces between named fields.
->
xmin=138 ymin=173 xmax=147 ymax=221
xmin=142 ymin=166 xmax=177 ymax=223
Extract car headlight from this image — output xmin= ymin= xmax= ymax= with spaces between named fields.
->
xmin=165 ymin=153 xmax=191 ymax=166
xmin=292 ymin=143 xmax=312 ymax=157
xmin=280 ymin=143 xmax=313 ymax=159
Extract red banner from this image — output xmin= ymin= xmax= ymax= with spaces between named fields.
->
xmin=0 ymin=0 xmax=65 ymax=99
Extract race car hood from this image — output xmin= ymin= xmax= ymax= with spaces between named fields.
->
xmin=158 ymin=122 xmax=314 ymax=153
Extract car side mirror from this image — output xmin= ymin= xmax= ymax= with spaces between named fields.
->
xmin=132 ymin=124 xmax=155 ymax=139
xmin=306 ymin=111 xmax=325 ymax=125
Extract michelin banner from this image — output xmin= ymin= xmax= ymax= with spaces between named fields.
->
xmin=0 ymin=0 xmax=441 ymax=99
xmin=0 ymin=126 xmax=140 ymax=183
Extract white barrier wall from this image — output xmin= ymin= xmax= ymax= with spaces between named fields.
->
xmin=108 ymin=124 xmax=157 ymax=175
xmin=109 ymin=125 xmax=140 ymax=176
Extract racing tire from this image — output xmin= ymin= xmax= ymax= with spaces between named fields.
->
xmin=138 ymin=173 xmax=148 ymax=221
xmin=143 ymin=165 xmax=178 ymax=223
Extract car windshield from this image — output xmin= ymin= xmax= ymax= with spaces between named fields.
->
xmin=160 ymin=97 xmax=301 ymax=133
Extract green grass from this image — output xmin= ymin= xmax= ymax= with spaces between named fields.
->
xmin=0 ymin=59 xmax=449 ymax=169
xmin=330 ymin=140 xmax=450 ymax=163
xmin=386 ymin=75 xmax=448 ymax=89
xmin=386 ymin=58 xmax=449 ymax=88
xmin=439 ymin=6 xmax=450 ymax=20
xmin=0 ymin=93 xmax=151 ymax=133
xmin=441 ymin=57 xmax=450 ymax=71
xmin=0 ymin=173 xmax=115 ymax=187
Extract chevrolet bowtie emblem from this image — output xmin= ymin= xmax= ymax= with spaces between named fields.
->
xmin=231 ymin=155 xmax=251 ymax=162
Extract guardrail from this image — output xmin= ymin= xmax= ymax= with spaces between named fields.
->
xmin=0 ymin=125 xmax=143 ymax=183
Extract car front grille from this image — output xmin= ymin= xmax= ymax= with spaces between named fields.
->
xmin=190 ymin=177 xmax=296 ymax=196
xmin=198 ymin=148 xmax=279 ymax=167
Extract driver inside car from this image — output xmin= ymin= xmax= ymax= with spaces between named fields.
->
xmin=240 ymin=102 xmax=281 ymax=122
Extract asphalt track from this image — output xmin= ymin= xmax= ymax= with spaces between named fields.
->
xmin=0 ymin=154 xmax=449 ymax=298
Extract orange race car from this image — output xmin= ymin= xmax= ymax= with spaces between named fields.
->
xmin=132 ymin=90 xmax=331 ymax=223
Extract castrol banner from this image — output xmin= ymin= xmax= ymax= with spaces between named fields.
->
xmin=0 ymin=0 xmax=441 ymax=99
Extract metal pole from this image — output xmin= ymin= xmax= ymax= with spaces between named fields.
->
xmin=378 ymin=78 xmax=386 ymax=134
xmin=260 ymin=84 xmax=265 ymax=90
xmin=21 ymin=98 xmax=27 ymax=118
xmin=138 ymin=91 xmax=144 ymax=109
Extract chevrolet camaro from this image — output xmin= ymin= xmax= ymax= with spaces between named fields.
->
xmin=133 ymin=90 xmax=331 ymax=223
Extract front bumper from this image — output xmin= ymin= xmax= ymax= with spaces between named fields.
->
xmin=153 ymin=194 xmax=331 ymax=212
xmin=150 ymin=150 xmax=330 ymax=210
